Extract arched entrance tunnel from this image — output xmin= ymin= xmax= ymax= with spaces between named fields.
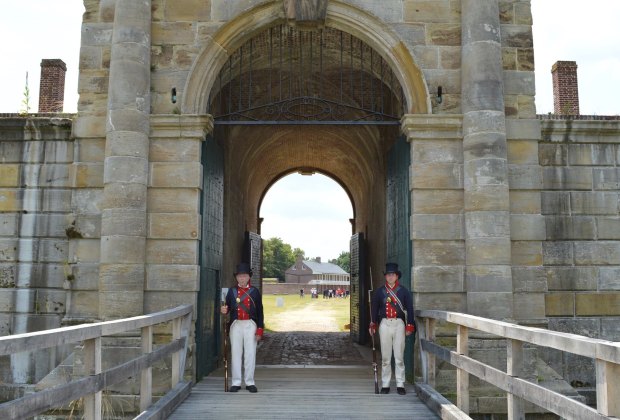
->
xmin=195 ymin=21 xmax=425 ymax=379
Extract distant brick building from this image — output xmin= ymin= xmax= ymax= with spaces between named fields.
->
xmin=285 ymin=256 xmax=350 ymax=287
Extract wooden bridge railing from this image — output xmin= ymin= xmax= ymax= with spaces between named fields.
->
xmin=0 ymin=304 xmax=193 ymax=420
xmin=416 ymin=310 xmax=620 ymax=420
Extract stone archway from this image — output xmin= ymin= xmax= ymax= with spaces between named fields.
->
xmin=193 ymin=0 xmax=429 ymax=377
xmin=182 ymin=1 xmax=430 ymax=115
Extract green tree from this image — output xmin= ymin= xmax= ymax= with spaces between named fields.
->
xmin=329 ymin=251 xmax=350 ymax=272
xmin=262 ymin=237 xmax=299 ymax=279
xmin=293 ymin=248 xmax=305 ymax=260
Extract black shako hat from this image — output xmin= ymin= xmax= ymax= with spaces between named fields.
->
xmin=383 ymin=262 xmax=401 ymax=279
xmin=234 ymin=262 xmax=253 ymax=277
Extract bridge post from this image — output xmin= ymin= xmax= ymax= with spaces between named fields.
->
xmin=425 ymin=318 xmax=436 ymax=387
xmin=140 ymin=325 xmax=153 ymax=412
xmin=507 ymin=339 xmax=525 ymax=420
xmin=83 ymin=337 xmax=102 ymax=420
xmin=456 ymin=325 xmax=469 ymax=414
xmin=596 ymin=359 xmax=620 ymax=417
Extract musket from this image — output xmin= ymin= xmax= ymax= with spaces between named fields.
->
xmin=369 ymin=268 xmax=379 ymax=394
xmin=221 ymin=292 xmax=229 ymax=392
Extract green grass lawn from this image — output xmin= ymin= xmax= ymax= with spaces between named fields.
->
xmin=262 ymin=294 xmax=351 ymax=332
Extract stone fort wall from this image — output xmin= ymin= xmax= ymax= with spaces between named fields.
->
xmin=1 ymin=0 xmax=620 ymax=413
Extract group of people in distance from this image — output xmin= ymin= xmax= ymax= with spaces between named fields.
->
xmin=221 ymin=262 xmax=415 ymax=395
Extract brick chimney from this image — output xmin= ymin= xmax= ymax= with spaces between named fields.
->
xmin=551 ymin=61 xmax=579 ymax=115
xmin=38 ymin=59 xmax=67 ymax=113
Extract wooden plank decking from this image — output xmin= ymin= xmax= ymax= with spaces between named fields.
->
xmin=168 ymin=366 xmax=440 ymax=419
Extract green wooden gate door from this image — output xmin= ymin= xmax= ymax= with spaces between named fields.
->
xmin=196 ymin=135 xmax=224 ymax=380
xmin=386 ymin=135 xmax=414 ymax=380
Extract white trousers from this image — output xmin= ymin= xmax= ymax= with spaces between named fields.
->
xmin=229 ymin=319 xmax=257 ymax=386
xmin=378 ymin=318 xmax=406 ymax=388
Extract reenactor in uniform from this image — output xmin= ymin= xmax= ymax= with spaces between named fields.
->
xmin=221 ymin=262 xmax=264 ymax=392
xmin=369 ymin=263 xmax=415 ymax=395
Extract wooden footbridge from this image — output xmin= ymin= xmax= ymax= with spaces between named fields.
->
xmin=0 ymin=305 xmax=618 ymax=419
xmin=168 ymin=366 xmax=440 ymax=419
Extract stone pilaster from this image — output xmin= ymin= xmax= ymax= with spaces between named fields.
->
xmin=100 ymin=0 xmax=151 ymax=319
xmin=461 ymin=0 xmax=512 ymax=319
xmin=402 ymin=115 xmax=466 ymax=313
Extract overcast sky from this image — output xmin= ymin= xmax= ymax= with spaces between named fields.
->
xmin=1 ymin=1 xmax=619 ymax=260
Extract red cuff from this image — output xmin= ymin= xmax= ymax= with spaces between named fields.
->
xmin=256 ymin=328 xmax=264 ymax=337
xmin=406 ymin=324 xmax=415 ymax=333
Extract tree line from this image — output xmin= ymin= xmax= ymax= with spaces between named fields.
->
xmin=262 ymin=237 xmax=350 ymax=279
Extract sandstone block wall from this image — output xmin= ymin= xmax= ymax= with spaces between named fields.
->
xmin=539 ymin=118 xmax=620 ymax=386
xmin=0 ymin=116 xmax=75 ymax=383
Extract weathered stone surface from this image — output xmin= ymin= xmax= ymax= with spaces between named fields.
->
xmin=70 ymin=263 xmax=100 ymax=290
xmin=464 ymin=158 xmax=508 ymax=188
xmin=99 ymin=290 xmax=144 ymax=319
xmin=0 ymin=165 xmax=19 ymax=187
xmin=67 ymin=290 xmax=99 ymax=317
xmin=542 ymin=241 xmax=573 ymax=265
xmin=465 ymin=185 xmax=510 ymax=211
xmin=510 ymin=214 xmax=546 ymax=240
xmin=413 ymin=139 xmax=462 ymax=163
xmin=546 ymin=267 xmax=598 ymax=291
xmin=72 ymin=189 xmax=104 ymax=215
xmin=601 ymin=318 xmax=620 ymax=341
xmin=99 ymin=263 xmax=145 ymax=291
xmin=412 ymin=266 xmax=464 ymax=293
xmin=75 ymin=139 xmax=105 ymax=162
xmin=509 ymin=191 xmax=540 ymax=214
xmin=466 ymin=237 xmax=511 ymax=265
xmin=404 ymin=1 xmax=452 ymax=23
xmin=74 ymin=162 xmax=104 ymax=187
xmin=511 ymin=241 xmax=542 ymax=266
xmin=507 ymin=140 xmax=538 ymax=164
xmin=513 ymin=292 xmax=545 ymax=319
xmin=411 ymin=214 xmax=463 ymax=240
xmin=545 ymin=216 xmax=595 ymax=240
xmin=413 ymin=240 xmax=464 ymax=265
xmin=35 ymin=290 xmax=67 ymax=314
xmin=500 ymin=25 xmax=533 ymax=48
xmin=149 ymin=139 xmax=201 ymax=162
xmin=148 ymin=213 xmax=200 ymax=239
xmin=0 ymin=289 xmax=36 ymax=312
xmin=574 ymin=242 xmax=620 ymax=265
xmin=545 ymin=292 xmax=574 ymax=316
xmin=599 ymin=267 xmax=620 ymax=290
xmin=100 ymin=236 xmax=146 ymax=264
xmin=146 ymin=239 xmax=198 ymax=265
xmin=576 ymin=293 xmax=620 ymax=316
xmin=503 ymin=71 xmax=535 ymax=95
xmin=69 ymin=238 xmax=101 ymax=263
xmin=146 ymin=264 xmax=199 ymax=291
xmin=463 ymin=132 xmax=506 ymax=161
xmin=466 ymin=265 xmax=511 ymax=292
xmin=411 ymin=163 xmax=463 ymax=189
xmin=508 ymin=164 xmax=542 ymax=189
xmin=164 ymin=0 xmax=210 ymax=21
xmin=541 ymin=192 xmax=570 ymax=215
xmin=0 ymin=214 xmax=18 ymax=236
xmin=428 ymin=23 xmax=461 ymax=46
xmin=571 ymin=192 xmax=619 ymax=215
xmin=543 ymin=167 xmax=593 ymax=190
xmin=150 ymin=162 xmax=202 ymax=188
xmin=512 ymin=267 xmax=547 ymax=292
xmin=101 ymin=209 xmax=146 ymax=237
xmin=413 ymin=292 xmax=466 ymax=312
xmin=144 ymin=291 xmax=196 ymax=314
xmin=467 ymin=292 xmax=512 ymax=319
xmin=466 ymin=211 xmax=509 ymax=238
xmin=593 ymin=168 xmax=620 ymax=190
xmin=412 ymin=190 xmax=463 ymax=214
xmin=147 ymin=188 xmax=200 ymax=213
xmin=568 ymin=144 xmax=615 ymax=166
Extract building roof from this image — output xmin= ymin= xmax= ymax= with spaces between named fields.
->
xmin=302 ymin=260 xmax=348 ymax=275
